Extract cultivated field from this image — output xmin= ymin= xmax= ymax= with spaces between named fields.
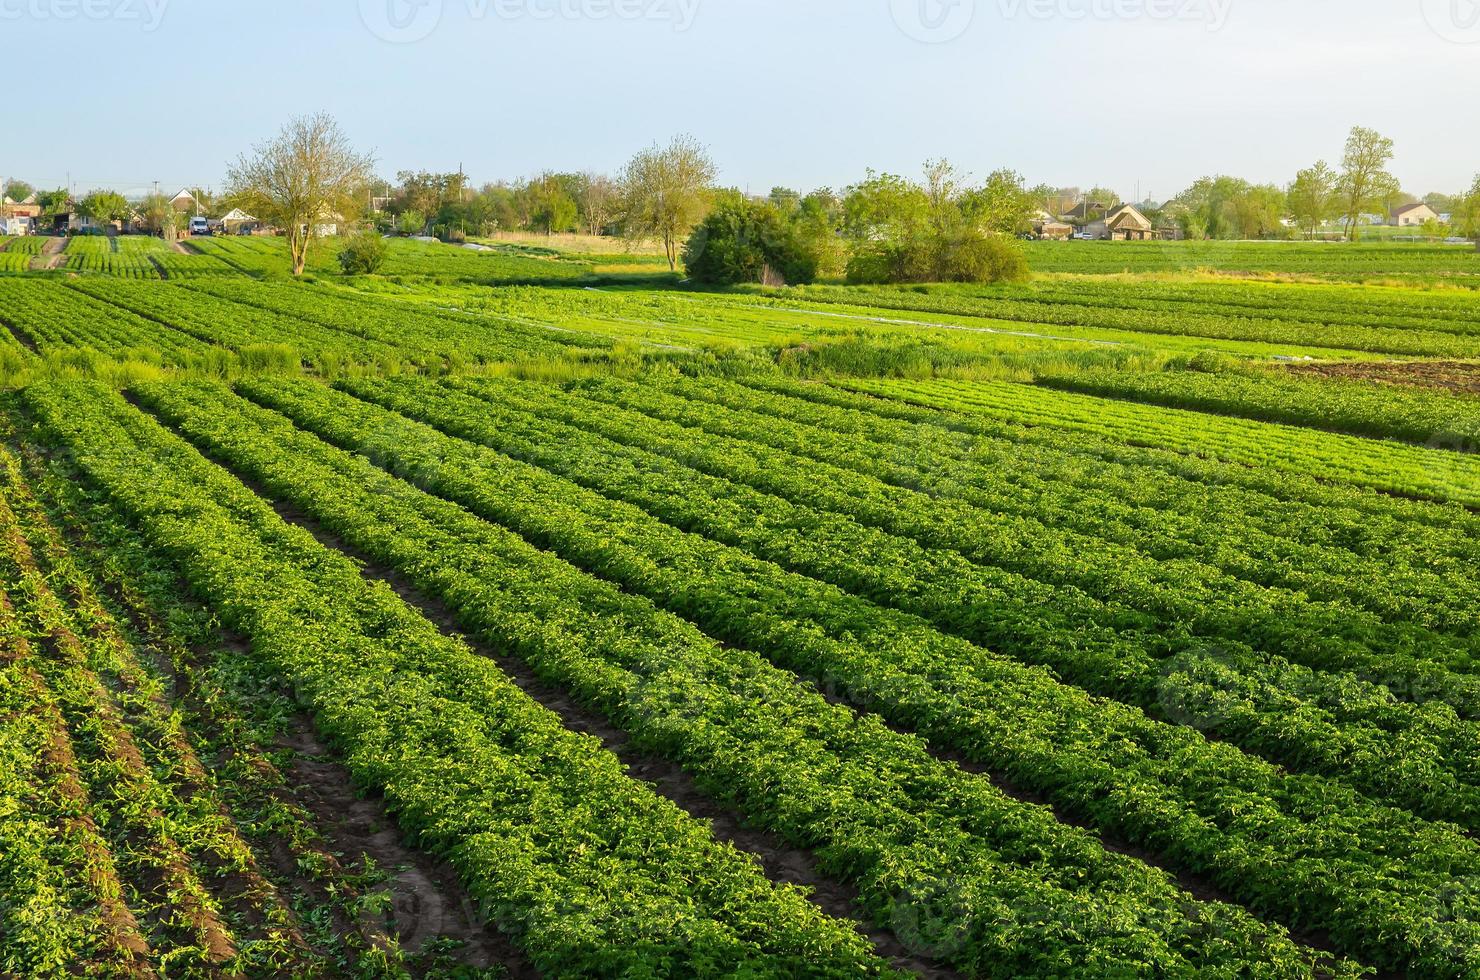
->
xmin=3 ymin=233 xmax=1480 ymax=977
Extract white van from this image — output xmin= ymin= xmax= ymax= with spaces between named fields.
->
xmin=189 ymin=216 xmax=210 ymax=236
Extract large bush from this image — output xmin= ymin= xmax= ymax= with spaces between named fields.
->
xmin=338 ymin=230 xmax=388 ymax=275
xmin=683 ymin=193 xmax=820 ymax=285
xmin=845 ymin=230 xmax=1026 ymax=285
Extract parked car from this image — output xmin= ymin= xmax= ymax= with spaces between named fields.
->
xmin=189 ymin=216 xmax=211 ymax=236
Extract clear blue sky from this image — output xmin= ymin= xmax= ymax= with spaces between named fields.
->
xmin=5 ymin=0 xmax=1477 ymax=201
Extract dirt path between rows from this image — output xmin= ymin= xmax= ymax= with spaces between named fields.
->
xmin=1291 ymin=359 xmax=1480 ymax=395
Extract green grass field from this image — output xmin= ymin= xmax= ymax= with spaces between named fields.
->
xmin=3 ymin=234 xmax=1480 ymax=977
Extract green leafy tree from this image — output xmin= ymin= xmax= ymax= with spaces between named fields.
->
xmin=2 ymin=179 xmax=33 ymax=202
xmin=1287 ymin=161 xmax=1338 ymax=238
xmin=1453 ymin=175 xmax=1480 ymax=244
xmin=960 ymin=169 xmax=1036 ymax=235
xmin=529 ymin=172 xmax=579 ymax=234
xmin=620 ymin=135 xmax=719 ymax=271
xmin=77 ymin=190 xmax=131 ymax=225
xmin=842 ymin=162 xmax=1027 ymax=285
xmin=1337 ymin=126 xmax=1399 ymax=241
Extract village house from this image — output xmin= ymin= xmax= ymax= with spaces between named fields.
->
xmin=1 ymin=192 xmax=40 ymax=234
xmin=1030 ymin=210 xmax=1074 ymax=240
xmin=1106 ymin=204 xmax=1156 ymax=240
xmin=1390 ymin=202 xmax=1438 ymax=227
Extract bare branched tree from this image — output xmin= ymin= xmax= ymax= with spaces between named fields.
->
xmin=620 ymin=135 xmax=717 ymax=271
xmin=578 ymin=172 xmax=619 ymax=236
xmin=226 ymin=113 xmax=375 ymax=275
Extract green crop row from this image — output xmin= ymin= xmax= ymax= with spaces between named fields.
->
xmin=230 ymin=373 xmax=1480 ymax=976
xmin=1039 ymin=368 xmax=1480 ymax=447
xmin=0 ymin=279 xmax=209 ymax=363
xmin=851 ymin=378 xmax=1480 ymax=508
xmin=1021 ymin=240 xmax=1480 ymax=280
xmin=134 ymin=377 xmax=1364 ymax=978
xmin=19 ymin=379 xmax=899 ymax=978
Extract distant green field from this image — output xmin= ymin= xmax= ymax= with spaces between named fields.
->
xmin=1025 ymin=239 xmax=1480 ymax=280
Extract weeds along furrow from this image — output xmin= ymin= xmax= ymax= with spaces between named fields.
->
xmin=0 ymin=443 xmax=317 ymax=971
xmin=0 ymin=591 xmax=154 ymax=977
xmin=226 ymin=376 xmax=1480 ymax=977
xmin=8 ymin=438 xmax=521 ymax=977
xmin=19 ymin=381 xmax=903 ymax=979
xmin=690 ymin=374 xmax=1480 ymax=627
xmin=570 ymin=374 xmax=1480 ymax=643
xmin=129 ymin=378 xmax=1363 ymax=979
xmin=447 ymin=376 xmax=1480 ymax=727
xmin=0 ymin=486 xmax=248 ymax=966
xmin=852 ymin=378 xmax=1480 ymax=509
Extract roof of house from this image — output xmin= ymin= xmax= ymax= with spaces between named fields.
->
xmin=220 ymin=208 xmax=258 ymax=222
xmin=1065 ymin=201 xmax=1113 ymax=220
xmin=1107 ymin=204 xmax=1153 ymax=230
xmin=1392 ymin=202 xmax=1435 ymax=217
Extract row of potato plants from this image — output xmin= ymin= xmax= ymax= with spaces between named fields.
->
xmin=229 ymin=373 xmax=1480 ymax=977
xmin=185 ymin=278 xmax=612 ymax=366
xmin=889 ymin=278 xmax=1480 ymax=341
xmin=642 ymin=373 xmax=1480 ymax=640
xmin=745 ymin=374 xmax=1480 ymax=553
xmin=6 ymin=429 xmax=477 ymax=977
xmin=851 ymin=378 xmax=1480 ymax=509
xmin=1020 ymin=240 xmax=1480 ymax=278
xmin=348 ymin=373 xmax=1480 ymax=827
xmin=0 ymin=279 xmax=210 ymax=363
xmin=0 ymin=584 xmax=146 ymax=975
xmin=1018 ymin=279 xmax=1480 ymax=337
xmin=69 ymin=279 xmax=409 ymax=370
xmin=501 ymin=375 xmax=1480 ymax=722
xmin=21 ymin=380 xmax=898 ymax=979
xmin=0 ymin=443 xmax=314 ymax=974
xmin=765 ymin=282 xmax=1480 ymax=358
xmin=1039 ymin=368 xmax=1480 ymax=447
xmin=134 ymin=377 xmax=1362 ymax=979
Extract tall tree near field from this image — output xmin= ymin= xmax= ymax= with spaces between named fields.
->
xmin=138 ymin=193 xmax=184 ymax=242
xmin=1287 ymin=161 xmax=1338 ymax=238
xmin=226 ymin=113 xmax=375 ymax=275
xmin=620 ymin=135 xmax=718 ymax=271
xmin=2 ymin=179 xmax=33 ymax=202
xmin=77 ymin=190 xmax=131 ymax=226
xmin=1336 ymin=126 xmax=1400 ymax=242
xmin=577 ymin=172 xmax=619 ymax=236
xmin=1455 ymin=175 xmax=1480 ymax=246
